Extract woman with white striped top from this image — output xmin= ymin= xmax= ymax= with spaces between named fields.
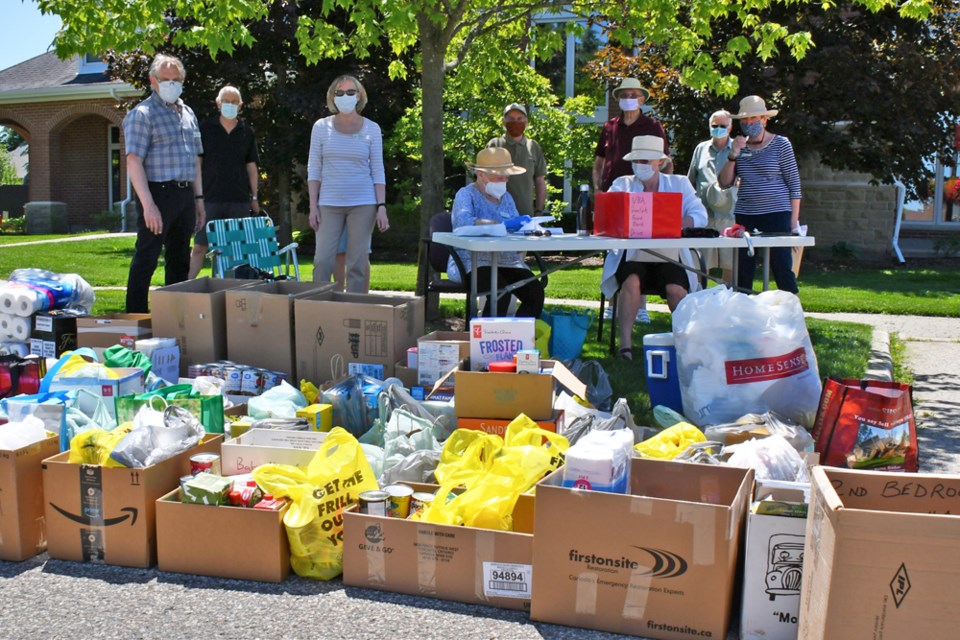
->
xmin=718 ymin=95 xmax=801 ymax=294
xmin=307 ymin=75 xmax=389 ymax=292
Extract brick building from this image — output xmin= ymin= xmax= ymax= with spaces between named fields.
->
xmin=0 ymin=52 xmax=141 ymax=229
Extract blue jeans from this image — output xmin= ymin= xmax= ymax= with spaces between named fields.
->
xmin=735 ymin=211 xmax=798 ymax=294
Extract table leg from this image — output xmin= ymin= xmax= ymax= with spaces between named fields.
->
xmin=762 ymin=248 xmax=771 ymax=291
xmin=732 ymin=248 xmax=739 ymax=290
xmin=470 ymin=250 xmax=478 ymax=317
xmin=490 ymin=253 xmax=499 ymax=315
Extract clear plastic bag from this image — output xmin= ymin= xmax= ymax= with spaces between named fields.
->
xmin=567 ymin=360 xmax=614 ymax=411
xmin=723 ymin=433 xmax=809 ymax=482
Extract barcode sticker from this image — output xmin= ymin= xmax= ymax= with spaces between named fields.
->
xmin=482 ymin=561 xmax=532 ymax=599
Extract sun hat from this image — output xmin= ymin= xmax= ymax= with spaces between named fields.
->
xmin=622 ymin=135 xmax=669 ymax=161
xmin=731 ymin=95 xmax=779 ymax=119
xmin=466 ymin=147 xmax=526 ymax=175
xmin=612 ymin=78 xmax=650 ymax=101
xmin=503 ymin=103 xmax=527 ymax=117
xmin=705 ymin=182 xmax=735 ymax=215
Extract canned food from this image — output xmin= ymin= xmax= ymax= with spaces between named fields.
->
xmin=358 ymin=490 xmax=390 ymax=516
xmin=409 ymin=491 xmax=435 ymax=519
xmin=190 ymin=453 xmax=221 ymax=476
xmin=261 ymin=370 xmax=287 ymax=392
xmin=203 ymin=363 xmax=223 ymax=379
xmin=222 ymin=366 xmax=242 ymax=394
xmin=384 ymin=484 xmax=415 ymax=518
xmin=240 ymin=367 xmax=264 ymax=396
xmin=186 ymin=364 xmax=204 ymax=379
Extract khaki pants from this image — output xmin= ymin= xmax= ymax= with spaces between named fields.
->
xmin=313 ymin=204 xmax=377 ymax=293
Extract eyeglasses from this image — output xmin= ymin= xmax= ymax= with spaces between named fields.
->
xmin=334 ymin=89 xmax=358 ymax=97
xmin=522 ymin=229 xmax=552 ymax=237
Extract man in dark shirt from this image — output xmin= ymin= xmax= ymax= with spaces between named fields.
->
xmin=188 ymin=85 xmax=261 ymax=278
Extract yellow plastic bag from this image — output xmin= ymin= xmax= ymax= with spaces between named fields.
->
xmin=535 ymin=318 xmax=552 ymax=359
xmin=68 ymin=422 xmax=135 ymax=467
xmin=419 ymin=416 xmax=569 ymax=531
xmin=634 ymin=422 xmax=706 ymax=460
xmin=253 ymin=427 xmax=379 ymax=580
xmin=300 ymin=379 xmax=320 ymax=405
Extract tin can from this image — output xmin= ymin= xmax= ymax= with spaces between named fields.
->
xmin=179 ymin=474 xmax=194 ymax=495
xmin=222 ymin=366 xmax=242 ymax=394
xmin=186 ymin=364 xmax=204 ymax=379
xmin=409 ymin=491 xmax=435 ymax=519
xmin=358 ymin=490 xmax=390 ymax=516
xmin=190 ymin=453 xmax=221 ymax=476
xmin=262 ymin=370 xmax=287 ymax=392
xmin=240 ymin=367 xmax=265 ymax=396
xmin=384 ymin=483 xmax=415 ymax=518
xmin=202 ymin=363 xmax=222 ymax=379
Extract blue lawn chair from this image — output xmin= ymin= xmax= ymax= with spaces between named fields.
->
xmin=205 ymin=215 xmax=301 ymax=281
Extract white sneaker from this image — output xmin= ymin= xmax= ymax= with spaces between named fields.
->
xmin=635 ymin=309 xmax=651 ymax=324
xmin=603 ymin=306 xmax=613 ymax=319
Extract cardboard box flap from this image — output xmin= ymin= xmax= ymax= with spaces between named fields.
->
xmin=426 ymin=359 xmax=587 ymax=402
xmin=753 ymin=478 xmax=810 ymax=504
xmin=814 ymin=465 xmax=960 ymax=517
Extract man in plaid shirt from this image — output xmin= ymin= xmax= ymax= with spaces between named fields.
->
xmin=123 ymin=53 xmax=205 ymax=312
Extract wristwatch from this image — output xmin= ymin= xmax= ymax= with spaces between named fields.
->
xmin=251 ymin=195 xmax=258 ymax=201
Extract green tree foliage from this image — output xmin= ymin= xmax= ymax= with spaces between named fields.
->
xmin=0 ymin=127 xmax=25 ymax=153
xmin=0 ymin=149 xmax=19 ymax=185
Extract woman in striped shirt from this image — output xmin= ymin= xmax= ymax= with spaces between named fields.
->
xmin=307 ymin=75 xmax=389 ymax=293
xmin=718 ymin=96 xmax=801 ymax=294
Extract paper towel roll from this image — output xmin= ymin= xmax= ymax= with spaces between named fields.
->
xmin=0 ymin=341 xmax=29 ymax=357
xmin=13 ymin=289 xmax=42 ymax=317
xmin=0 ymin=286 xmax=17 ymax=316
xmin=8 ymin=315 xmax=31 ymax=341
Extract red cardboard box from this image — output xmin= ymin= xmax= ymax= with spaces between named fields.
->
xmin=457 ymin=410 xmax=565 ymax=437
xmin=594 ymin=191 xmax=682 ymax=238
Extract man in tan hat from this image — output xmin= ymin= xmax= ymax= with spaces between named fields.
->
xmin=487 ymin=103 xmax=547 ymax=216
xmin=593 ymin=78 xmax=672 ymax=194
xmin=447 ymin=147 xmax=545 ymax=318
xmin=688 ymin=109 xmax=736 ymax=283
xmin=600 ymin=135 xmax=707 ymax=360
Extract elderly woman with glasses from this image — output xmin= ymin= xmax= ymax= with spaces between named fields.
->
xmin=307 ymin=74 xmax=389 ymax=293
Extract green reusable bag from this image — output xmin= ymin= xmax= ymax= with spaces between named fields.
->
xmin=114 ymin=384 xmax=225 ymax=433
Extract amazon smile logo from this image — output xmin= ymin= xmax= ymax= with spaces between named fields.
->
xmin=49 ymin=503 xmax=139 ymax=527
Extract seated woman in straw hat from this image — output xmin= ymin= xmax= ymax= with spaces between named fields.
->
xmin=448 ymin=147 xmax=545 ymax=318
xmin=718 ymin=95 xmax=801 ymax=294
xmin=600 ymin=135 xmax=707 ymax=360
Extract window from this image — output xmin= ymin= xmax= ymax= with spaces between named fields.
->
xmin=108 ymin=126 xmax=122 ymax=207
xmin=78 ymin=54 xmax=107 ymax=75
xmin=903 ymin=154 xmax=960 ymax=227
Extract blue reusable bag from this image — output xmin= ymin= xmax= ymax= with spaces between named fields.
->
xmin=542 ymin=308 xmax=594 ymax=362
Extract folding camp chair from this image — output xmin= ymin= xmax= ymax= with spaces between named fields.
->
xmin=205 ymin=215 xmax=301 ymax=281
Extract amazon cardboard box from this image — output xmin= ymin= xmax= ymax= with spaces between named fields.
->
xmin=0 ymin=433 xmax=59 ymax=561
xmin=343 ymin=483 xmax=534 ymax=611
xmin=151 ymin=278 xmax=254 ymax=375
xmin=740 ymin=479 xmax=810 ymax=640
xmin=41 ymin=434 xmax=222 ymax=568
xmin=156 ymin=488 xmax=290 ymax=582
xmin=439 ymin=360 xmax=586 ymax=421
xmin=294 ymin=292 xmax=424 ymax=385
xmin=594 ymin=191 xmax=682 ymax=239
xmin=225 ymin=281 xmax=336 ymax=379
xmin=76 ymin=313 xmax=152 ymax=349
xmin=798 ymin=466 xmax=960 ymax=640
xmin=219 ymin=428 xmax=328 ymax=475
xmin=531 ymin=458 xmax=753 ymax=639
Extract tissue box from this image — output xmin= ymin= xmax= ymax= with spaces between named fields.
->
xmin=182 ymin=474 xmax=234 ymax=506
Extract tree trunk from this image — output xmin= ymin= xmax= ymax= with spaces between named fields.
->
xmin=276 ymin=168 xmax=291 ymax=247
xmin=417 ymin=15 xmax=446 ymax=318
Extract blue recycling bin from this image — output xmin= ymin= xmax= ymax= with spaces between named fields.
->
xmin=642 ymin=332 xmax=684 ymax=414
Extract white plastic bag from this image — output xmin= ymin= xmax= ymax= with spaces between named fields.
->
xmin=673 ymin=287 xmax=822 ymax=428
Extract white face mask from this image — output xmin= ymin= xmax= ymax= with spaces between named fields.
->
xmin=220 ymin=103 xmax=239 ymax=119
xmin=484 ymin=181 xmax=508 ymax=200
xmin=619 ymin=98 xmax=640 ymax=112
xmin=632 ymin=163 xmax=655 ymax=181
xmin=157 ymin=80 xmax=183 ymax=104
xmin=334 ymin=94 xmax=358 ymax=113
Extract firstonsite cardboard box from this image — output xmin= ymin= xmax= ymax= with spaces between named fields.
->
xmin=294 ymin=292 xmax=424 ymax=385
xmin=798 ymin=466 xmax=960 ymax=640
xmin=468 ymin=317 xmax=535 ymax=372
xmin=151 ymin=278 xmax=255 ymax=374
xmin=343 ymin=483 xmax=535 ymax=611
xmin=457 ymin=410 xmax=565 ymax=438
xmin=741 ymin=479 xmax=810 ymax=640
xmin=441 ymin=360 xmax=586 ymax=421
xmin=0 ymin=433 xmax=59 ymax=561
xmin=225 ymin=280 xmax=336 ymax=379
xmin=219 ymin=428 xmax=328 ymax=475
xmin=41 ymin=434 xmax=222 ymax=568
xmin=156 ymin=488 xmax=290 ymax=582
xmin=76 ymin=313 xmax=152 ymax=349
xmin=531 ymin=458 xmax=754 ymax=639
xmin=417 ymin=330 xmax=470 ymax=386
xmin=594 ymin=191 xmax=682 ymax=239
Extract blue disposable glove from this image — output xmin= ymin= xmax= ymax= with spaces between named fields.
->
xmin=505 ymin=215 xmax=532 ymax=232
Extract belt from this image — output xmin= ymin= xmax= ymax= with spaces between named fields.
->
xmin=150 ymin=180 xmax=192 ymax=189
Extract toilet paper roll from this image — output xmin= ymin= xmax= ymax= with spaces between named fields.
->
xmin=8 ymin=315 xmax=31 ymax=341
xmin=0 ymin=286 xmax=17 ymax=316
xmin=0 ymin=341 xmax=29 ymax=357
xmin=0 ymin=312 xmax=14 ymax=338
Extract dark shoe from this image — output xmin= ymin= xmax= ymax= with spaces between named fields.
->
xmin=618 ymin=347 xmax=633 ymax=361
